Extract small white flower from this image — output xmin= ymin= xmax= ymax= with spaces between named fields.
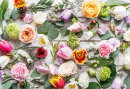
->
xmin=124 ymin=56 xmax=130 ymax=69
xmin=84 ymin=43 xmax=95 ymax=51
xmin=123 ymin=31 xmax=130 ymax=41
xmin=84 ymin=31 xmax=94 ymax=40
xmin=52 ymin=0 xmax=63 ymax=6
xmin=64 ymin=78 xmax=78 ymax=89
xmin=0 ymin=56 xmax=10 ymax=69
xmin=0 ymin=29 xmax=2 ymax=35
xmin=33 ymin=11 xmax=47 ymax=24
xmin=78 ymin=72 xmax=89 ymax=89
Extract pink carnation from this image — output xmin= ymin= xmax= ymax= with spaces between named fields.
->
xmin=68 ymin=22 xmax=84 ymax=33
xmin=99 ymin=40 xmax=113 ymax=59
xmin=34 ymin=60 xmax=50 ymax=75
xmin=11 ymin=63 xmax=28 ymax=82
xmin=24 ymin=13 xmax=33 ymax=23
xmin=97 ymin=24 xmax=108 ymax=35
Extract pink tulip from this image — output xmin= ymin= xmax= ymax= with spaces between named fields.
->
xmin=49 ymin=64 xmax=58 ymax=75
xmin=0 ymin=40 xmax=12 ymax=55
xmin=60 ymin=9 xmax=72 ymax=21
xmin=57 ymin=44 xmax=73 ymax=59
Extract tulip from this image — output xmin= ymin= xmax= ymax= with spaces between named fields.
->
xmin=57 ymin=44 xmax=73 ymax=59
xmin=60 ymin=9 xmax=72 ymax=21
xmin=0 ymin=40 xmax=12 ymax=55
xmin=49 ymin=64 xmax=58 ymax=75
xmin=0 ymin=56 xmax=10 ymax=69
xmin=50 ymin=74 xmax=65 ymax=89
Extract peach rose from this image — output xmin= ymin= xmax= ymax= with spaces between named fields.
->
xmin=82 ymin=0 xmax=101 ymax=18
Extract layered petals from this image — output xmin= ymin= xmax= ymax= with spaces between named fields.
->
xmin=14 ymin=0 xmax=26 ymax=8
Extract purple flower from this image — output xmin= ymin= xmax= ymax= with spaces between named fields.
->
xmin=125 ymin=16 xmax=130 ymax=26
xmin=60 ymin=9 xmax=72 ymax=21
xmin=0 ymin=69 xmax=4 ymax=83
xmin=109 ymin=38 xmax=120 ymax=52
xmin=112 ymin=77 xmax=122 ymax=89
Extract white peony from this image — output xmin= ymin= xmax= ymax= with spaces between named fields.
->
xmin=84 ymin=43 xmax=96 ymax=51
xmin=33 ymin=11 xmax=47 ymax=24
xmin=0 ymin=56 xmax=10 ymax=69
xmin=78 ymin=72 xmax=89 ymax=89
xmin=64 ymin=78 xmax=78 ymax=89
xmin=124 ymin=56 xmax=130 ymax=69
xmin=110 ymin=6 xmax=126 ymax=20
xmin=123 ymin=31 xmax=130 ymax=41
xmin=52 ymin=0 xmax=63 ymax=6
xmin=84 ymin=31 xmax=94 ymax=40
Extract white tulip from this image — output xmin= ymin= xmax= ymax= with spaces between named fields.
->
xmin=124 ymin=56 xmax=130 ymax=69
xmin=0 ymin=56 xmax=10 ymax=69
xmin=84 ymin=43 xmax=96 ymax=51
xmin=64 ymin=78 xmax=78 ymax=89
xmin=33 ymin=12 xmax=47 ymax=24
xmin=78 ymin=72 xmax=89 ymax=89
xmin=123 ymin=31 xmax=130 ymax=41
xmin=84 ymin=31 xmax=94 ymax=40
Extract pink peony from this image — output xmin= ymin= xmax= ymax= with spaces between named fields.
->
xmin=34 ymin=60 xmax=50 ymax=75
xmin=112 ymin=77 xmax=122 ymax=89
xmin=109 ymin=38 xmax=120 ymax=52
xmin=68 ymin=22 xmax=84 ymax=33
xmin=57 ymin=44 xmax=73 ymax=59
xmin=97 ymin=24 xmax=108 ymax=35
xmin=99 ymin=40 xmax=113 ymax=59
xmin=24 ymin=13 xmax=33 ymax=23
xmin=49 ymin=64 xmax=58 ymax=75
xmin=11 ymin=63 xmax=28 ymax=82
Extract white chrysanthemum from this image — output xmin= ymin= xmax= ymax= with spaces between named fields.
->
xmin=123 ymin=31 xmax=130 ymax=41
xmin=84 ymin=43 xmax=96 ymax=51
xmin=64 ymin=78 xmax=78 ymax=89
xmin=84 ymin=31 xmax=93 ymax=40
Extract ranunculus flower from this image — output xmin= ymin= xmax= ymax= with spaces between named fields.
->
xmin=50 ymin=74 xmax=65 ymax=89
xmin=84 ymin=31 xmax=94 ymax=40
xmin=19 ymin=24 xmax=36 ymax=43
xmin=14 ymin=0 xmax=26 ymax=9
xmin=68 ymin=22 xmax=84 ymax=33
xmin=97 ymin=24 xmax=108 ymax=35
xmin=61 ymin=9 xmax=72 ymax=21
xmin=73 ymin=49 xmax=87 ymax=65
xmin=82 ymin=0 xmax=101 ymax=18
xmin=0 ymin=40 xmax=12 ymax=55
xmin=34 ymin=60 xmax=50 ymax=75
xmin=49 ymin=64 xmax=58 ymax=75
xmin=64 ymin=78 xmax=78 ymax=89
xmin=11 ymin=63 xmax=28 ymax=82
xmin=33 ymin=11 xmax=47 ymax=24
xmin=99 ymin=40 xmax=113 ymax=59
xmin=58 ymin=61 xmax=77 ymax=77
xmin=78 ymin=72 xmax=89 ymax=88
xmin=84 ymin=43 xmax=96 ymax=51
xmin=110 ymin=6 xmax=126 ymax=20
xmin=24 ymin=13 xmax=33 ymax=23
xmin=112 ymin=77 xmax=122 ymax=89
xmin=57 ymin=44 xmax=73 ymax=59
xmin=123 ymin=31 xmax=130 ymax=41
xmin=36 ymin=47 xmax=48 ymax=58
xmin=124 ymin=56 xmax=130 ymax=69
xmin=99 ymin=3 xmax=110 ymax=17
xmin=109 ymin=38 xmax=120 ymax=52
xmin=0 ymin=56 xmax=10 ymax=69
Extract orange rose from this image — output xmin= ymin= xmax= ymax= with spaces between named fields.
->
xmin=82 ymin=0 xmax=101 ymax=18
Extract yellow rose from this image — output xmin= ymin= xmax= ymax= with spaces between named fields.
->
xmin=82 ymin=0 xmax=101 ymax=18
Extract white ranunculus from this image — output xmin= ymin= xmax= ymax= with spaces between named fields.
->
xmin=52 ymin=0 xmax=63 ymax=6
xmin=110 ymin=6 xmax=126 ymax=20
xmin=64 ymin=78 xmax=78 ymax=89
xmin=0 ymin=56 xmax=10 ymax=69
xmin=84 ymin=43 xmax=96 ymax=51
xmin=58 ymin=61 xmax=77 ymax=77
xmin=123 ymin=31 xmax=130 ymax=41
xmin=124 ymin=56 xmax=130 ymax=69
xmin=84 ymin=31 xmax=94 ymax=40
xmin=33 ymin=12 xmax=47 ymax=24
xmin=78 ymin=72 xmax=89 ymax=89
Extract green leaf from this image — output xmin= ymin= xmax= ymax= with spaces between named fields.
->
xmin=75 ymin=30 xmax=83 ymax=38
xmin=100 ymin=64 xmax=116 ymax=88
xmin=2 ymin=81 xmax=12 ymax=89
xmin=87 ymin=82 xmax=100 ymax=89
xmin=1 ymin=0 xmax=8 ymax=19
xmin=37 ymin=25 xmax=50 ymax=35
xmin=11 ymin=9 xmax=20 ymax=20
xmin=105 ymin=0 xmax=130 ymax=6
xmin=101 ymin=14 xmax=111 ymax=21
xmin=44 ymin=80 xmax=53 ymax=89
xmin=72 ymin=10 xmax=78 ymax=20
xmin=4 ymin=10 xmax=10 ymax=20
xmin=124 ymin=75 xmax=130 ymax=89
xmin=98 ymin=31 xmax=111 ymax=40
xmin=40 ymin=75 xmax=48 ymax=82
xmin=110 ymin=50 xmax=118 ymax=58
xmin=60 ymin=27 xmax=70 ymax=36
xmin=0 ymin=7 xmax=3 ymax=24
xmin=55 ymin=21 xmax=64 ymax=27
xmin=117 ymin=32 xmax=123 ymax=39
xmin=1 ymin=29 xmax=9 ymax=40
xmin=20 ymin=83 xmax=30 ymax=89
xmin=94 ymin=49 xmax=99 ymax=55
xmin=31 ymin=70 xmax=40 ymax=78
xmin=9 ymin=83 xmax=18 ymax=89
xmin=48 ymin=28 xmax=59 ymax=39
xmin=44 ymin=20 xmax=56 ymax=29
xmin=114 ymin=19 xmax=122 ymax=26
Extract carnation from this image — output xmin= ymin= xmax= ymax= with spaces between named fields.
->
xmin=6 ymin=23 xmax=19 ymax=39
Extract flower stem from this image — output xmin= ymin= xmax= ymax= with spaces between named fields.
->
xmin=95 ymin=76 xmax=100 ymax=84
xmin=125 ymin=5 xmax=130 ymax=9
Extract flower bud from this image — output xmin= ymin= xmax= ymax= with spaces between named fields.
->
xmin=60 ymin=9 xmax=72 ymax=21
xmin=88 ymin=68 xmax=96 ymax=76
xmin=0 ymin=56 xmax=10 ymax=69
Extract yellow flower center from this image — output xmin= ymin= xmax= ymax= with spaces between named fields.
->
xmin=75 ymin=50 xmax=84 ymax=59
xmin=69 ymin=84 xmax=76 ymax=88
xmin=41 ymin=38 xmax=46 ymax=44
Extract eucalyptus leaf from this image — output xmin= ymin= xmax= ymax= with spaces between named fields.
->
xmin=2 ymin=81 xmax=12 ymax=89
xmin=44 ymin=80 xmax=53 ymax=89
xmin=87 ymin=82 xmax=100 ymax=89
xmin=31 ymin=70 xmax=40 ymax=78
xmin=101 ymin=14 xmax=111 ymax=21
xmin=37 ymin=25 xmax=50 ymax=35
xmin=55 ymin=21 xmax=64 ymax=27
xmin=98 ymin=31 xmax=111 ymax=40
xmin=1 ymin=29 xmax=9 ymax=40
xmin=0 ymin=7 xmax=3 ymax=24
xmin=20 ymin=83 xmax=30 ymax=89
xmin=123 ymin=75 xmax=130 ymax=89
xmin=94 ymin=49 xmax=99 ymax=55
xmin=114 ymin=19 xmax=122 ymax=26
xmin=44 ymin=20 xmax=56 ymax=29
xmin=75 ymin=30 xmax=83 ymax=38
xmin=11 ymin=9 xmax=20 ymax=20
xmin=105 ymin=0 xmax=129 ymax=6
xmin=117 ymin=32 xmax=123 ymax=39
xmin=40 ymin=75 xmax=48 ymax=82
xmin=1 ymin=0 xmax=8 ymax=19
xmin=4 ymin=10 xmax=10 ymax=20
xmin=48 ymin=28 xmax=59 ymax=39
xmin=9 ymin=83 xmax=18 ymax=89
xmin=7 ymin=20 xmax=14 ymax=25
xmin=60 ymin=27 xmax=70 ymax=36
xmin=72 ymin=10 xmax=78 ymax=20
xmin=110 ymin=50 xmax=118 ymax=58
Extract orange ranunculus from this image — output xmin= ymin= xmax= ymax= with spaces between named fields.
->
xmin=82 ymin=0 xmax=101 ymax=18
xmin=14 ymin=0 xmax=26 ymax=8
xmin=50 ymin=74 xmax=65 ymax=89
xmin=73 ymin=49 xmax=87 ymax=65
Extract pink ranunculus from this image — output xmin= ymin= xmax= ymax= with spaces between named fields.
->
xmin=24 ymin=13 xmax=33 ymax=23
xmin=61 ymin=9 xmax=72 ymax=21
xmin=34 ymin=60 xmax=50 ymax=75
xmin=68 ymin=22 xmax=84 ymax=33
xmin=0 ymin=40 xmax=12 ymax=55
xmin=109 ymin=38 xmax=120 ymax=52
xmin=112 ymin=77 xmax=122 ymax=89
xmin=99 ymin=40 xmax=113 ymax=59
xmin=97 ymin=24 xmax=108 ymax=35
xmin=57 ymin=44 xmax=73 ymax=59
xmin=11 ymin=63 xmax=28 ymax=82
xmin=49 ymin=64 xmax=58 ymax=75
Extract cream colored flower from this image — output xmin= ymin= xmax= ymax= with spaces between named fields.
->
xmin=0 ymin=28 xmax=2 ymax=35
xmin=124 ymin=56 xmax=130 ymax=69
xmin=0 ymin=56 xmax=10 ymax=69
xmin=58 ymin=61 xmax=77 ymax=77
xmin=84 ymin=43 xmax=96 ymax=51
xmin=64 ymin=78 xmax=78 ymax=89
xmin=84 ymin=31 xmax=94 ymax=40
xmin=123 ymin=31 xmax=130 ymax=41
xmin=33 ymin=11 xmax=47 ymax=24
xmin=52 ymin=0 xmax=63 ymax=6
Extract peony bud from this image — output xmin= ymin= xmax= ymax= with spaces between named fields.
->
xmin=0 ymin=56 xmax=10 ymax=69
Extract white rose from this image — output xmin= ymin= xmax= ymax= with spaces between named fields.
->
xmin=123 ymin=31 xmax=130 ymax=41
xmin=64 ymin=78 xmax=78 ymax=89
xmin=78 ymin=72 xmax=89 ymax=89
xmin=84 ymin=31 xmax=93 ymax=40
xmin=0 ymin=56 xmax=10 ymax=69
xmin=110 ymin=6 xmax=126 ymax=20
xmin=52 ymin=0 xmax=63 ymax=6
xmin=124 ymin=56 xmax=130 ymax=69
xmin=84 ymin=43 xmax=95 ymax=51
xmin=33 ymin=12 xmax=47 ymax=24
xmin=58 ymin=61 xmax=77 ymax=77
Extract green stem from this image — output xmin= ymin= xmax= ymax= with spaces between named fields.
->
xmin=125 ymin=5 xmax=130 ymax=9
xmin=95 ymin=76 xmax=100 ymax=84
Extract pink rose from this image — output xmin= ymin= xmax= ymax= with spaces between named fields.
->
xmin=97 ymin=24 xmax=108 ymax=35
xmin=49 ymin=64 xmax=58 ymax=75
xmin=68 ymin=22 xmax=84 ymax=33
xmin=24 ymin=13 xmax=33 ymax=23
xmin=57 ymin=44 xmax=73 ymax=59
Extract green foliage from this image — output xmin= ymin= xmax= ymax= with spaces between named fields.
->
xmin=110 ymin=50 xmax=118 ymax=58
xmin=72 ymin=10 xmax=78 ymax=20
xmin=55 ymin=21 xmax=64 ymax=27
xmin=101 ymin=14 xmax=111 ymax=21
xmin=87 ymin=82 xmax=100 ymax=89
xmin=48 ymin=28 xmax=59 ymax=39
xmin=37 ymin=25 xmax=50 ymax=35
xmin=1 ymin=29 xmax=9 ymax=40
xmin=114 ymin=19 xmax=122 ymax=26
xmin=60 ymin=27 xmax=70 ymax=36
xmin=105 ymin=0 xmax=130 ymax=6
xmin=31 ymin=70 xmax=40 ymax=78
xmin=11 ymin=9 xmax=20 ymax=20
xmin=44 ymin=80 xmax=53 ymax=89
xmin=124 ymin=75 xmax=130 ymax=89
xmin=9 ymin=83 xmax=18 ymax=89
xmin=2 ymin=81 xmax=12 ymax=89
xmin=117 ymin=32 xmax=123 ymax=39
xmin=1 ymin=0 xmax=8 ymax=19
xmin=75 ymin=30 xmax=83 ymax=38
xmin=44 ymin=20 xmax=56 ymax=29
xmin=98 ymin=31 xmax=111 ymax=40
xmin=4 ymin=10 xmax=10 ymax=20
xmin=40 ymin=75 xmax=48 ymax=82
xmin=20 ymin=83 xmax=30 ymax=89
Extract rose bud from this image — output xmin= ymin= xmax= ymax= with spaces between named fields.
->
xmin=60 ymin=9 xmax=72 ymax=21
